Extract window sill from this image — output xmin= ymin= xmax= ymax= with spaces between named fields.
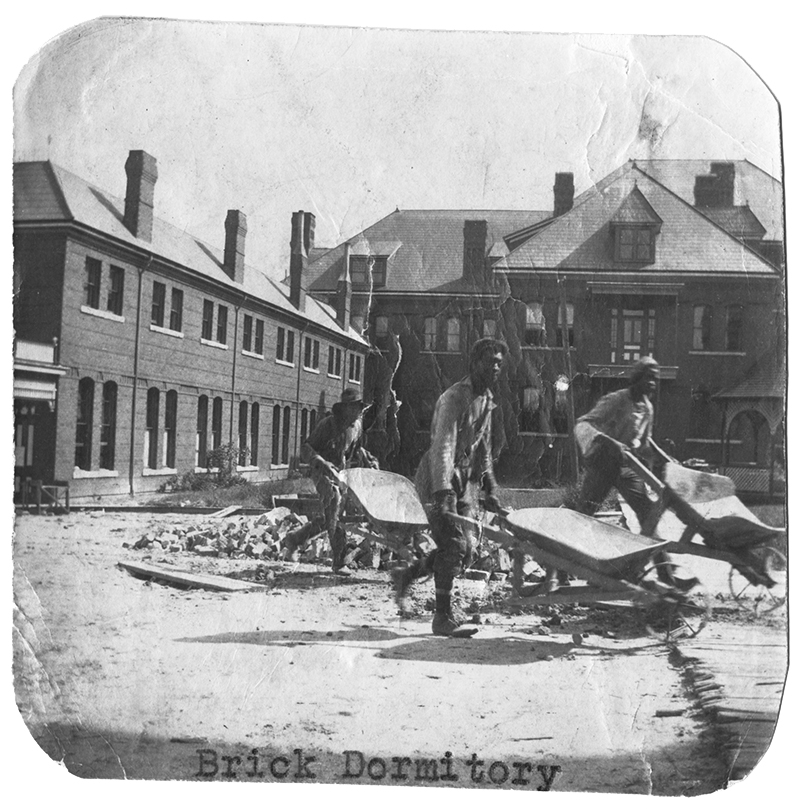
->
xmin=347 ymin=379 xmax=362 ymax=386
xmin=81 ymin=305 xmax=125 ymax=323
xmin=686 ymin=438 xmax=743 ymax=445
xmin=419 ymin=349 xmax=462 ymax=355
xmin=688 ymin=351 xmax=747 ymax=357
xmin=242 ymin=349 xmax=264 ymax=359
xmin=517 ymin=431 xmax=569 ymax=439
xmin=521 ymin=345 xmax=576 ymax=351
xmin=142 ymin=467 xmax=177 ymax=477
xmin=303 ymin=366 xmax=320 ymax=374
xmin=193 ymin=467 xmax=220 ymax=474
xmin=327 ymin=373 xmax=342 ymax=380
xmin=200 ymin=338 xmax=229 ymax=350
xmin=236 ymin=465 xmax=259 ymax=472
xmin=150 ymin=324 xmax=184 ymax=338
xmin=270 ymin=463 xmax=290 ymax=470
xmin=73 ymin=468 xmax=119 ymax=479
xmin=276 ymin=358 xmax=295 ymax=368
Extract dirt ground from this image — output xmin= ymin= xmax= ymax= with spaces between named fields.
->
xmin=12 ymin=508 xmax=786 ymax=795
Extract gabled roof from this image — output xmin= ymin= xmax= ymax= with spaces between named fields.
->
xmin=632 ymin=159 xmax=783 ymax=241
xmin=13 ymin=161 xmax=365 ymax=344
xmin=701 ymin=206 xmax=766 ymax=239
xmin=306 ymin=209 xmax=551 ymax=294
xmin=714 ymin=350 xmax=786 ymax=400
xmin=494 ymin=163 xmax=781 ymax=276
xmin=610 ymin=185 xmax=662 ymax=225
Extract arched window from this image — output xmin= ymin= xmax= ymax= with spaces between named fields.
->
xmin=282 ymin=406 xmax=291 ymax=465
xmin=693 ymin=305 xmax=712 ymax=350
xmin=446 ymin=318 xmax=461 ymax=352
xmin=75 ymin=377 xmax=95 ymax=470
xmin=727 ymin=410 xmax=770 ymax=466
xmin=238 ymin=400 xmax=249 ymax=466
xmin=272 ymin=404 xmax=281 ymax=465
xmin=145 ymin=387 xmax=160 ymax=469
xmin=309 ymin=408 xmax=317 ymax=434
xmin=300 ymin=408 xmax=309 ymax=444
xmin=250 ymin=403 xmax=260 ymax=467
xmin=99 ymin=381 xmax=117 ymax=470
xmin=524 ymin=303 xmax=546 ymax=347
xmin=164 ymin=390 xmax=178 ymax=468
xmin=196 ymin=395 xmax=208 ymax=468
xmin=211 ymin=397 xmax=223 ymax=451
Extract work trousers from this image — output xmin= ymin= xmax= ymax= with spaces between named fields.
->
xmin=311 ymin=470 xmax=348 ymax=569
xmin=428 ymin=479 xmax=480 ymax=593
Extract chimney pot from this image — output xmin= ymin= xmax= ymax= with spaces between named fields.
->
xmin=463 ymin=220 xmax=488 ymax=282
xmin=223 ymin=210 xmax=247 ymax=284
xmin=289 ymin=210 xmax=314 ymax=311
xmin=124 ymin=150 xmax=158 ymax=241
xmin=553 ymin=172 xmax=574 ymax=217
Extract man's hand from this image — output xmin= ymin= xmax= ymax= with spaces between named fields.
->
xmin=598 ymin=433 xmax=628 ymax=461
xmin=314 ymin=457 xmax=339 ymax=478
xmin=433 ymin=489 xmax=458 ymax=515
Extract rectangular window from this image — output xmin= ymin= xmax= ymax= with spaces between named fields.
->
xmin=74 ymin=377 xmax=94 ymax=470
xmin=616 ymin=227 xmax=655 ymax=263
xmin=85 ymin=258 xmax=101 ymax=309
xmin=164 ymin=390 xmax=178 ymax=469
xmin=196 ymin=396 xmax=208 ymax=468
xmin=99 ymin=381 xmax=117 ymax=470
xmin=151 ymin=281 xmax=166 ymax=327
xmin=556 ymin=303 xmax=575 ymax=348
xmin=216 ymin=305 xmax=228 ymax=345
xmin=483 ymin=318 xmax=497 ymax=338
xmin=350 ymin=256 xmax=369 ymax=285
xmin=107 ymin=266 xmax=124 ymax=315
xmin=524 ymin=303 xmax=546 ymax=347
xmin=371 ymin=257 xmax=387 ymax=287
xmin=276 ymin=327 xmax=295 ymax=364
xmin=726 ymin=305 xmax=743 ymax=351
xmin=243 ymin=314 xmax=253 ymax=352
xmin=423 ymin=317 xmax=437 ymax=351
xmin=300 ymin=408 xmax=309 ymax=445
xmin=202 ymin=300 xmax=214 ymax=340
xmin=693 ymin=305 xmax=712 ymax=350
xmin=250 ymin=403 xmax=260 ymax=467
xmin=303 ymin=337 xmax=320 ymax=371
xmin=446 ymin=318 xmax=461 ymax=352
xmin=328 ymin=346 xmax=342 ymax=377
xmin=254 ymin=319 xmax=264 ymax=355
xmin=348 ymin=353 xmax=362 ymax=384
xmin=169 ymin=288 xmax=183 ymax=332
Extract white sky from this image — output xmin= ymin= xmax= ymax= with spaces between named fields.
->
xmin=4 ymin=4 xmax=796 ymax=808
xmin=12 ymin=17 xmax=785 ymax=277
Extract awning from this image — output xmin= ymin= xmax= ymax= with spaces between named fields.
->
xmin=14 ymin=378 xmax=58 ymax=407
xmin=588 ymin=282 xmax=684 ymax=296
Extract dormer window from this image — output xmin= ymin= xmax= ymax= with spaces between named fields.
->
xmin=610 ymin=186 xmax=662 ymax=266
xmin=615 ymin=226 xmax=655 ymax=263
xmin=350 ymin=256 xmax=387 ymax=288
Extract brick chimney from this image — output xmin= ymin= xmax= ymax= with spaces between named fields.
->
xmin=463 ymin=220 xmax=487 ymax=282
xmin=553 ymin=172 xmax=574 ymax=217
xmin=694 ymin=162 xmax=736 ymax=208
xmin=336 ymin=243 xmax=352 ymax=330
xmin=289 ymin=210 xmax=315 ymax=311
xmin=123 ymin=150 xmax=158 ymax=241
xmin=223 ymin=210 xmax=247 ymax=283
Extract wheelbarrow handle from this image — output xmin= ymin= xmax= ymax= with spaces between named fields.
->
xmin=623 ymin=451 xmax=666 ymax=494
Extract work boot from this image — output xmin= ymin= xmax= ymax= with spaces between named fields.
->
xmin=391 ymin=564 xmax=418 ymax=611
xmin=432 ymin=611 xmax=478 ymax=638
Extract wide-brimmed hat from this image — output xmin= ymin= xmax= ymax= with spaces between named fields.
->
xmin=332 ymin=387 xmax=364 ymax=413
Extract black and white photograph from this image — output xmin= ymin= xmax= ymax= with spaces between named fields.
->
xmin=8 ymin=7 xmax=792 ymax=799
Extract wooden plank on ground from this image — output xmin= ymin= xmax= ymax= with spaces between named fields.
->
xmin=118 ymin=560 xmax=263 ymax=592
xmin=209 ymin=504 xmax=242 ymax=518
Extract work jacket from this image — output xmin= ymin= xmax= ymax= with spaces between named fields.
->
xmin=574 ymin=388 xmax=654 ymax=460
xmin=415 ymin=376 xmax=497 ymax=503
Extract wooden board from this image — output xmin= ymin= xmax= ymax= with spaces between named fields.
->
xmin=118 ymin=560 xmax=265 ymax=592
xmin=341 ymin=468 xmax=429 ymax=528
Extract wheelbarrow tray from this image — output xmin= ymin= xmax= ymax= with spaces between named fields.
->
xmin=505 ymin=507 xmax=671 ymax=578
xmin=340 ymin=468 xmax=429 ymax=529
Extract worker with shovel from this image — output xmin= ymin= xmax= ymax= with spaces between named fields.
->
xmin=290 ymin=387 xmax=379 ymax=575
xmin=394 ymin=338 xmax=507 ymax=637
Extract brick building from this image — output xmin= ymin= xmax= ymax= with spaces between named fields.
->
xmin=306 ymin=160 xmax=785 ymax=493
xmin=13 ymin=151 xmax=368 ymax=500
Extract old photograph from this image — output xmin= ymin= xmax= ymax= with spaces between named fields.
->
xmin=10 ymin=13 xmax=789 ymax=797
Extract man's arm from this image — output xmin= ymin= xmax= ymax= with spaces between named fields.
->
xmin=301 ymin=419 xmax=339 ymax=476
xmin=428 ymin=392 xmax=459 ymax=499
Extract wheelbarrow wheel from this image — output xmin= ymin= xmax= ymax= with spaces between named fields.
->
xmin=639 ymin=561 xmax=711 ymax=642
xmin=728 ymin=547 xmax=787 ymax=615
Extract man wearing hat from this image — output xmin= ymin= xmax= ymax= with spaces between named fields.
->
xmin=549 ymin=355 xmax=692 ymax=590
xmin=394 ymin=337 xmax=507 ymax=636
xmin=299 ymin=387 xmax=379 ymax=574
